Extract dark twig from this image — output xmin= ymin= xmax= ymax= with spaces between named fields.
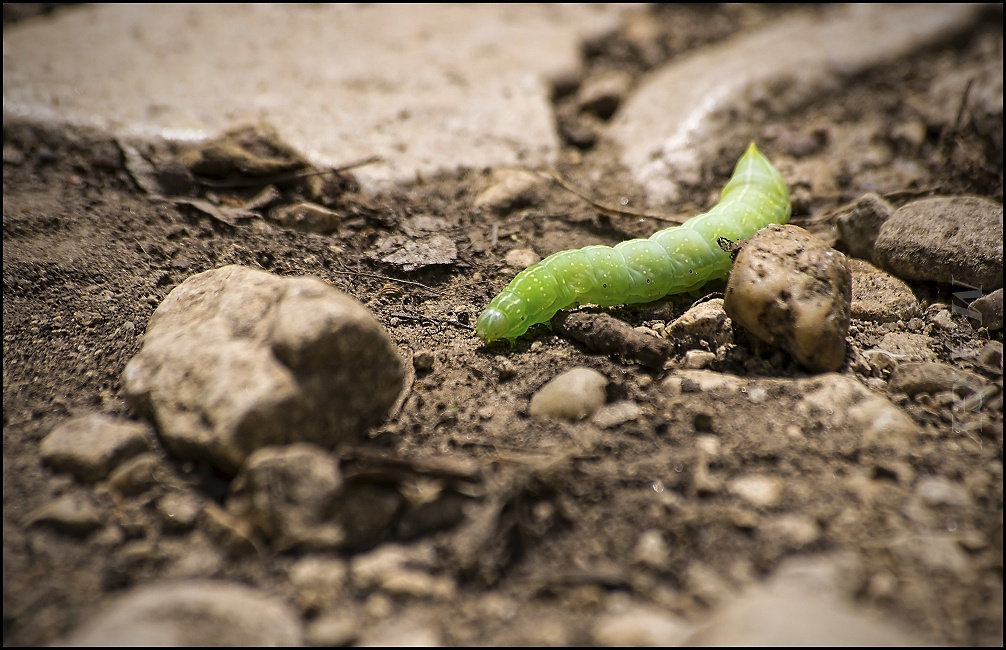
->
xmin=392 ymin=311 xmax=472 ymax=333
xmin=195 ymin=154 xmax=383 ymax=189
xmin=329 ymin=262 xmax=438 ymax=294
xmin=538 ymin=169 xmax=689 ymax=224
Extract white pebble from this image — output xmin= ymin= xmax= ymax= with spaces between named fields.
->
xmin=529 ymin=367 xmax=608 ymax=421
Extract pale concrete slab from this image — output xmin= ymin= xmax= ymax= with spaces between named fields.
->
xmin=607 ymin=4 xmax=989 ymax=205
xmin=3 ymin=4 xmax=626 ymax=187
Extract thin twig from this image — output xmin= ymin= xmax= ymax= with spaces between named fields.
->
xmin=802 ymin=185 xmax=947 ymax=226
xmin=391 ymin=311 xmax=472 ymax=333
xmin=538 ymin=169 xmax=690 ymax=224
xmin=936 ymin=76 xmax=975 ymax=152
xmin=389 ymin=349 xmax=415 ymax=421
xmin=953 ymin=78 xmax=975 ymax=132
xmin=329 ymin=264 xmax=438 ymax=294
xmin=196 ymin=155 xmax=383 ymax=189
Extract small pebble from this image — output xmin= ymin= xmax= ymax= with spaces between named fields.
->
xmin=504 ymin=247 xmax=542 ymax=269
xmin=728 ymin=475 xmax=784 ymax=509
xmin=28 ymin=493 xmax=104 ymax=536
xmin=156 ymin=492 xmax=203 ymax=531
xmin=413 ymin=349 xmax=436 ymax=371
xmin=473 ymin=168 xmax=544 ymax=213
xmin=529 ymin=367 xmax=608 ymax=421
xmin=632 ymin=529 xmax=671 ymax=570
xmin=683 ymin=349 xmax=716 ymax=369
xmin=39 ymin=413 xmax=154 ymax=483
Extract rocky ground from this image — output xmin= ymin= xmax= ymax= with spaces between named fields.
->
xmin=3 ymin=4 xmax=1003 ymax=646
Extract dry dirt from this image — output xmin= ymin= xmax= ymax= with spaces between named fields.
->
xmin=3 ymin=5 xmax=1003 ymax=646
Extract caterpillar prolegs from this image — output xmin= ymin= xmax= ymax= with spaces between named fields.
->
xmin=475 ymin=143 xmax=790 ymax=343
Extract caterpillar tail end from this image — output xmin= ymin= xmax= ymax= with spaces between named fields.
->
xmin=475 ymin=307 xmax=509 ymax=343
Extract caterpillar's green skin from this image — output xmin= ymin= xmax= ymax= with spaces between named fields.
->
xmin=476 ymin=143 xmax=790 ymax=343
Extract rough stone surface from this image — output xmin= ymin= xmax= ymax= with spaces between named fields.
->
xmin=687 ymin=584 xmax=928 ymax=645
xmin=799 ymin=374 xmax=921 ymax=454
xmin=849 ymin=259 xmax=919 ymax=323
xmin=837 ymin=193 xmax=895 ymax=260
xmin=873 ymin=196 xmax=1003 ymax=290
xmin=371 ymin=233 xmax=459 ymax=271
xmin=529 ymin=367 xmax=608 ymax=421
xmin=607 ymin=4 xmax=986 ymax=203
xmin=874 ymin=332 xmax=937 ymax=363
xmin=591 ymin=604 xmax=693 ymax=646
xmin=39 ymin=413 xmax=155 ymax=483
xmin=122 ymin=265 xmax=404 ymax=473
xmin=227 ymin=444 xmax=345 ymax=551
xmin=889 ymin=361 xmax=988 ymax=397
xmin=664 ymin=298 xmax=733 ymax=352
xmin=60 ymin=580 xmax=303 ymax=646
xmin=2 ymin=4 xmax=626 ymax=188
xmin=724 ymin=225 xmax=852 ymax=372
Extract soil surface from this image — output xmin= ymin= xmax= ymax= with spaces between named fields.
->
xmin=3 ymin=5 xmax=1003 ymax=646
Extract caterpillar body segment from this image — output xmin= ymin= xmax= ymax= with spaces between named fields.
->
xmin=476 ymin=143 xmax=790 ymax=343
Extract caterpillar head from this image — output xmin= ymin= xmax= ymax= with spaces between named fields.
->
xmin=475 ymin=307 xmax=511 ymax=343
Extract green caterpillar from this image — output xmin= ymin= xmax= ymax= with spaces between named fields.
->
xmin=476 ymin=142 xmax=790 ymax=343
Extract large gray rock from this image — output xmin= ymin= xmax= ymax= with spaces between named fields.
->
xmin=873 ymin=196 xmax=1003 ymax=290
xmin=123 ymin=265 xmax=404 ymax=473
xmin=60 ymin=580 xmax=302 ymax=646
